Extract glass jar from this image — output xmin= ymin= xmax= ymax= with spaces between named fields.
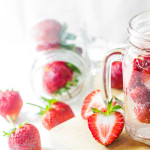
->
xmin=101 ymin=11 xmax=150 ymax=145
xmin=30 ymin=49 xmax=93 ymax=106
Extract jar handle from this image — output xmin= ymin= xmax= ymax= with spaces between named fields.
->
xmin=101 ymin=48 xmax=124 ymax=101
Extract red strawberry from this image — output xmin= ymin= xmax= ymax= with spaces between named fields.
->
xmin=88 ymin=99 xmax=124 ymax=145
xmin=36 ymin=43 xmax=59 ymax=51
xmin=4 ymin=123 xmax=41 ymax=150
xmin=43 ymin=61 xmax=73 ymax=94
xmin=31 ymin=19 xmax=61 ymax=46
xmin=27 ymin=97 xmax=75 ymax=130
xmin=128 ymin=70 xmax=142 ymax=91
xmin=141 ymin=66 xmax=150 ymax=90
xmin=129 ymin=86 xmax=150 ymax=105
xmin=134 ymin=105 xmax=150 ymax=124
xmin=0 ymin=90 xmax=23 ymax=121
xmin=133 ymin=58 xmax=143 ymax=71
xmin=81 ymin=90 xmax=116 ymax=120
xmin=111 ymin=61 xmax=123 ymax=89
xmin=143 ymin=56 xmax=150 ymax=68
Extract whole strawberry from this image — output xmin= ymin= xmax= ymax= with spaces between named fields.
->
xmin=31 ymin=19 xmax=61 ymax=51
xmin=0 ymin=90 xmax=23 ymax=121
xmin=88 ymin=98 xmax=124 ymax=145
xmin=4 ymin=123 xmax=41 ymax=150
xmin=43 ymin=61 xmax=81 ymax=97
xmin=111 ymin=61 xmax=123 ymax=89
xmin=27 ymin=97 xmax=75 ymax=130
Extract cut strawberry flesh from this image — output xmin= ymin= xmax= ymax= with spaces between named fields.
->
xmin=81 ymin=90 xmax=106 ymax=120
xmin=88 ymin=112 xmax=124 ymax=145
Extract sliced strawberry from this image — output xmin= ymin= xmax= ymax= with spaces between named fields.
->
xmin=143 ymin=56 xmax=150 ymax=68
xmin=81 ymin=90 xmax=117 ymax=120
xmin=88 ymin=99 xmax=124 ymax=145
xmin=129 ymin=86 xmax=150 ymax=105
xmin=128 ymin=70 xmax=142 ymax=91
xmin=141 ymin=66 xmax=150 ymax=90
xmin=134 ymin=105 xmax=150 ymax=124
xmin=133 ymin=58 xmax=143 ymax=71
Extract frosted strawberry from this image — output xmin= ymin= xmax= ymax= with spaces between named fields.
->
xmin=111 ymin=61 xmax=123 ymax=89
xmin=88 ymin=98 xmax=124 ymax=145
xmin=129 ymin=86 xmax=150 ymax=105
xmin=134 ymin=105 xmax=150 ymax=124
xmin=4 ymin=122 xmax=41 ymax=150
xmin=81 ymin=90 xmax=117 ymax=120
xmin=27 ymin=97 xmax=75 ymax=130
xmin=0 ymin=90 xmax=23 ymax=121
xmin=141 ymin=66 xmax=150 ymax=90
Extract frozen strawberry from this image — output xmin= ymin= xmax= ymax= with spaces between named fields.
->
xmin=143 ymin=56 xmax=150 ymax=68
xmin=43 ymin=61 xmax=73 ymax=94
xmin=31 ymin=19 xmax=61 ymax=45
xmin=129 ymin=86 xmax=150 ymax=104
xmin=4 ymin=123 xmax=41 ymax=150
xmin=88 ymin=98 xmax=124 ymax=145
xmin=141 ymin=66 xmax=150 ymax=90
xmin=133 ymin=58 xmax=143 ymax=71
xmin=27 ymin=97 xmax=74 ymax=130
xmin=134 ymin=105 xmax=150 ymax=124
xmin=111 ymin=61 xmax=123 ymax=89
xmin=81 ymin=90 xmax=116 ymax=120
xmin=0 ymin=90 xmax=23 ymax=121
xmin=128 ymin=70 xmax=142 ymax=91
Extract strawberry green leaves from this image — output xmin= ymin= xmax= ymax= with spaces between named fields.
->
xmin=27 ymin=98 xmax=58 ymax=116
xmin=3 ymin=128 xmax=16 ymax=137
xmin=66 ymin=62 xmax=81 ymax=74
xmin=91 ymin=97 xmax=122 ymax=116
xmin=54 ymin=76 xmax=79 ymax=98
xmin=59 ymin=23 xmax=81 ymax=54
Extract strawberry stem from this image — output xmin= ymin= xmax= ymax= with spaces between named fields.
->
xmin=6 ymin=115 xmax=16 ymax=128
xmin=65 ymin=88 xmax=72 ymax=98
xmin=27 ymin=103 xmax=45 ymax=109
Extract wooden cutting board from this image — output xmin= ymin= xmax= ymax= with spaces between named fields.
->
xmin=49 ymin=89 xmax=150 ymax=150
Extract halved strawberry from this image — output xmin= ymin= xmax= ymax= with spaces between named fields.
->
xmin=134 ymin=105 xmax=150 ymax=124
xmin=88 ymin=98 xmax=124 ymax=145
xmin=141 ymin=66 xmax=150 ymax=90
xmin=128 ymin=70 xmax=142 ymax=91
xmin=81 ymin=90 xmax=117 ymax=120
xmin=129 ymin=86 xmax=150 ymax=104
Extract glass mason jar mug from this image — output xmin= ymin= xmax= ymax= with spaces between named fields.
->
xmin=101 ymin=11 xmax=150 ymax=145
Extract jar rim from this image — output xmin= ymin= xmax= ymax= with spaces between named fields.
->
xmin=128 ymin=10 xmax=150 ymax=49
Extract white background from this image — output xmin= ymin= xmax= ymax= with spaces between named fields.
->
xmin=1 ymin=0 xmax=150 ymax=149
